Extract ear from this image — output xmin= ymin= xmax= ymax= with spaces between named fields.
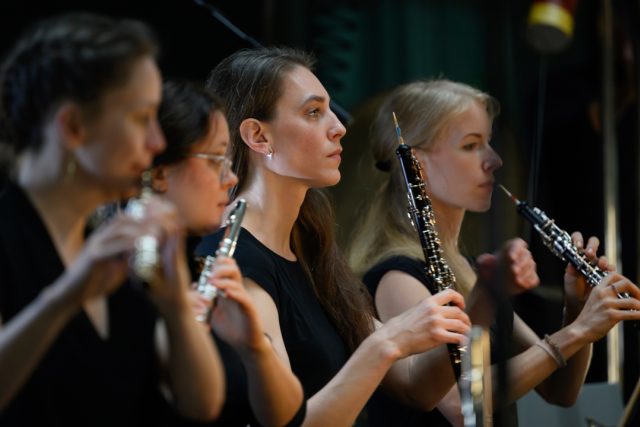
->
xmin=150 ymin=166 xmax=168 ymax=193
xmin=56 ymin=102 xmax=87 ymax=150
xmin=238 ymin=118 xmax=271 ymax=155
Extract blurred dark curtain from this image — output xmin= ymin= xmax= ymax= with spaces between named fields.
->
xmin=1 ymin=0 xmax=638 ymax=413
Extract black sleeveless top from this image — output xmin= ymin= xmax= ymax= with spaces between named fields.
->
xmin=0 ymin=182 xmax=163 ymax=426
xmin=363 ymin=255 xmax=518 ymax=427
xmin=197 ymin=228 xmax=348 ymax=421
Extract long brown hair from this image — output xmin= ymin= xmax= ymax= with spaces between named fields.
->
xmin=348 ymin=80 xmax=500 ymax=296
xmin=207 ymin=47 xmax=373 ymax=353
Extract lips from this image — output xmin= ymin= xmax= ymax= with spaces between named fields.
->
xmin=328 ymin=148 xmax=343 ymax=159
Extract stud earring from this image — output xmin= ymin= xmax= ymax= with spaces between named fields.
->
xmin=266 ymin=145 xmax=273 ymax=159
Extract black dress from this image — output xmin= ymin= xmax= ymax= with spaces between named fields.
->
xmin=168 ymin=236 xmax=254 ymax=427
xmin=0 ymin=182 xmax=164 ymax=426
xmin=363 ymin=255 xmax=518 ymax=427
xmin=197 ymin=228 xmax=349 ymax=401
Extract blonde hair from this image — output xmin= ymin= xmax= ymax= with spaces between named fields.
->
xmin=347 ymin=79 xmax=499 ymax=296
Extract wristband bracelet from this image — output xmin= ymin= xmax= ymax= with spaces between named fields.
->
xmin=535 ymin=334 xmax=567 ymax=368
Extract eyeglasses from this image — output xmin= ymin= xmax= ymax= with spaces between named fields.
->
xmin=188 ymin=153 xmax=233 ymax=181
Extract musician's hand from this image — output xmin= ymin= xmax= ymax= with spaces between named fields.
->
xmin=140 ymin=197 xmax=192 ymax=313
xmin=564 ymin=232 xmax=613 ymax=316
xmin=209 ymin=257 xmax=268 ymax=355
xmin=476 ymin=238 xmax=539 ymax=297
xmin=60 ymin=214 xmax=152 ymax=306
xmin=571 ymin=273 xmax=640 ymax=342
xmin=188 ymin=286 xmax=212 ymax=328
xmin=375 ymin=289 xmax=470 ymax=359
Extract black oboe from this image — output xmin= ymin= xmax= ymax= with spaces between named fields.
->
xmin=393 ymin=113 xmax=464 ymax=379
xmin=499 ymin=185 xmax=635 ymax=305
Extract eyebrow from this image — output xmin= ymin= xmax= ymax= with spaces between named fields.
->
xmin=132 ymin=100 xmax=160 ymax=110
xmin=463 ymin=132 xmax=491 ymax=140
xmin=298 ymin=94 xmax=326 ymax=108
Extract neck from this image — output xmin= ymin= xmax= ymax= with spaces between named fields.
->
xmin=18 ymin=160 xmax=110 ymax=265
xmin=236 ymin=168 xmax=308 ymax=261
xmin=431 ymin=198 xmax=465 ymax=253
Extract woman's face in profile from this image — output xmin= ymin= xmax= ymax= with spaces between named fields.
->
xmin=260 ymin=65 xmax=346 ymax=189
xmin=74 ymin=56 xmax=166 ymax=197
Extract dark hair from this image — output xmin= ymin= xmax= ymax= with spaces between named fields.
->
xmin=0 ymin=12 xmax=159 ymax=155
xmin=207 ymin=47 xmax=374 ymax=353
xmin=154 ymin=80 xmax=226 ymax=167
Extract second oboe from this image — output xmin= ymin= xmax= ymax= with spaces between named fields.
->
xmin=499 ymin=185 xmax=634 ymax=305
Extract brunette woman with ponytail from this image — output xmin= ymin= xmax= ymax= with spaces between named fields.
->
xmin=197 ymin=47 xmax=471 ymax=426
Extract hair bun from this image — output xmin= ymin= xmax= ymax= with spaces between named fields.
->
xmin=375 ymin=159 xmax=391 ymax=172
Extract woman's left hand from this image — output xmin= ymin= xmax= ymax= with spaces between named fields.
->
xmin=208 ymin=257 xmax=267 ymax=355
xmin=564 ymin=232 xmax=614 ymax=312
xmin=140 ymin=197 xmax=192 ymax=312
xmin=476 ymin=238 xmax=539 ymax=297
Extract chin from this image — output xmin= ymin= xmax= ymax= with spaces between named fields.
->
xmin=191 ymin=221 xmax=222 ymax=238
xmin=472 ymin=200 xmax=493 ymax=213
xmin=314 ymin=171 xmax=341 ymax=188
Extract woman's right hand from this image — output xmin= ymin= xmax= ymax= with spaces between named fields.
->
xmin=377 ymin=289 xmax=470 ymax=360
xmin=59 ymin=214 xmax=145 ymax=305
xmin=207 ymin=257 xmax=269 ymax=356
xmin=571 ymin=272 xmax=640 ymax=343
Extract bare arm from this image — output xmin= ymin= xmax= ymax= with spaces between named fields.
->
xmin=521 ymin=233 xmax=639 ymax=406
xmin=373 ymin=239 xmax=538 ymax=412
xmin=209 ymin=271 xmax=303 ymax=427
xmin=153 ymin=230 xmax=225 ymax=422
xmin=508 ymin=276 xmax=640 ymax=406
xmin=0 ymin=280 xmax=84 ymax=409
xmin=0 ymin=215 xmax=139 ymax=409
xmin=245 ymin=276 xmax=469 ymax=427
xmin=373 ymin=271 xmax=463 ymax=410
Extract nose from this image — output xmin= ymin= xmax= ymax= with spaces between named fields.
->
xmin=222 ymin=169 xmax=239 ymax=190
xmin=328 ymin=110 xmax=347 ymax=142
xmin=483 ymin=145 xmax=502 ymax=172
xmin=147 ymin=118 xmax=166 ymax=155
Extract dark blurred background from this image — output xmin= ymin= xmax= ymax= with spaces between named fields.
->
xmin=1 ymin=0 xmax=638 ymax=415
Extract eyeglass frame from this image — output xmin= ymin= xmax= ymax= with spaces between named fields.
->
xmin=188 ymin=153 xmax=233 ymax=181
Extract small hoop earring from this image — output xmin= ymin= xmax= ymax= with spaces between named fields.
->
xmin=65 ymin=156 xmax=76 ymax=179
xmin=266 ymin=145 xmax=273 ymax=159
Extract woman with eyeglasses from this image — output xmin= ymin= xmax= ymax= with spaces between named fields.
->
xmin=152 ymin=80 xmax=304 ymax=427
xmin=0 ymin=14 xmax=224 ymax=426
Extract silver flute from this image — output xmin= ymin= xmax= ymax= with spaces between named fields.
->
xmin=196 ymin=199 xmax=247 ymax=322
xmin=126 ymin=170 xmax=160 ymax=284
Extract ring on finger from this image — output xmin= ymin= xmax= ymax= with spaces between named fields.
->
xmin=611 ymin=283 xmax=618 ymax=295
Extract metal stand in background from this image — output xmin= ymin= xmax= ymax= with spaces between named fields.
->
xmin=601 ymin=0 xmax=623 ymax=386
xmin=461 ymin=326 xmax=493 ymax=427
xmin=192 ymin=0 xmax=353 ymax=126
